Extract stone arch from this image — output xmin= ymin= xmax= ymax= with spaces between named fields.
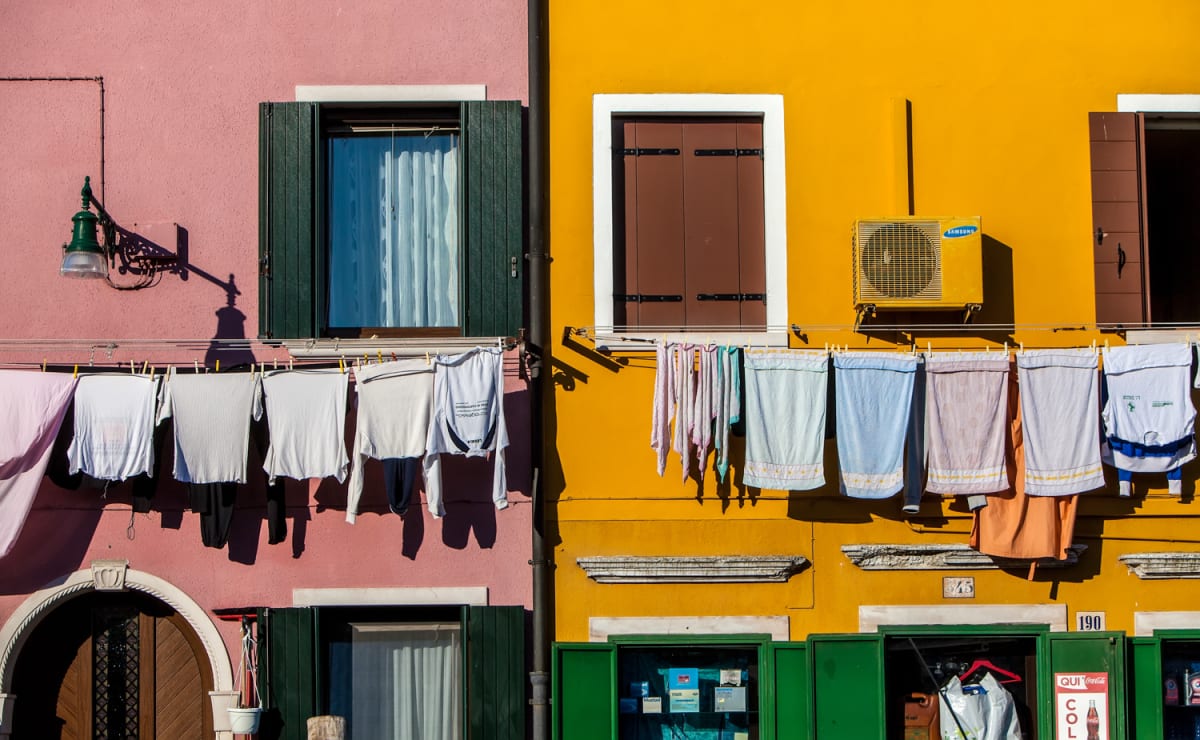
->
xmin=0 ymin=560 xmax=234 ymax=735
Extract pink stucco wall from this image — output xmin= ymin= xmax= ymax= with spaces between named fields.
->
xmin=0 ymin=0 xmax=530 ymax=676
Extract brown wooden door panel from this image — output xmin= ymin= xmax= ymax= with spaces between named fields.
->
xmin=737 ymin=121 xmax=766 ymax=328
xmin=1089 ymin=111 xmax=1147 ymax=326
xmin=154 ymin=614 xmax=209 ymax=740
xmin=683 ymin=121 xmax=741 ymax=327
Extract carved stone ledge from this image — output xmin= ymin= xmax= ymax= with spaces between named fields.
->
xmin=1119 ymin=553 xmax=1200 ymax=579
xmin=577 ymin=555 xmax=810 ymax=583
xmin=90 ymin=559 xmax=129 ymax=591
xmin=842 ymin=544 xmax=1087 ymax=571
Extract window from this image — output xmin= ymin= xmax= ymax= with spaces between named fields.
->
xmin=256 ymin=605 xmax=525 ymax=740
xmin=1091 ymin=100 xmax=1200 ymax=328
xmin=259 ymin=100 xmax=523 ymax=340
xmin=593 ymin=94 xmax=788 ymax=339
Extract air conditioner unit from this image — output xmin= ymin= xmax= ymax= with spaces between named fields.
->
xmin=852 ymin=216 xmax=983 ymax=310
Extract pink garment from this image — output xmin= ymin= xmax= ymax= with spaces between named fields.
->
xmin=0 ymin=372 xmax=78 ymax=557
xmin=672 ymin=345 xmax=697 ymax=482
xmin=691 ymin=345 xmax=718 ymax=479
xmin=650 ymin=341 xmax=675 ymax=476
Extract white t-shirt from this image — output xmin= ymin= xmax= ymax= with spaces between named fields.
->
xmin=261 ymin=369 xmax=349 ymax=484
xmin=346 ymin=359 xmax=434 ymax=523
xmin=162 ymin=370 xmax=263 ymax=484
xmin=423 ymin=348 xmax=509 ymax=518
xmin=68 ymin=374 xmax=164 ymax=481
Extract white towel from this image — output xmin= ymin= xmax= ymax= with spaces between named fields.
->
xmin=1017 ymin=349 xmax=1105 ymax=495
xmin=924 ymin=353 xmax=1010 ymax=495
xmin=742 ymin=349 xmax=827 ymax=491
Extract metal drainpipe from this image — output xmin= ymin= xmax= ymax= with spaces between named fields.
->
xmin=526 ymin=0 xmax=551 ymax=739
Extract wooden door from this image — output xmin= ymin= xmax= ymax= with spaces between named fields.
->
xmin=12 ymin=591 xmax=213 ymax=739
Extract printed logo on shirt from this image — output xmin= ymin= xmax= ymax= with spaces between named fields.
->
xmin=1152 ymin=401 xmax=1174 ymax=408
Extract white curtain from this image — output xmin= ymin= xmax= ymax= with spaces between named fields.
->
xmin=328 ymin=133 xmax=460 ymax=328
xmin=348 ymin=623 xmax=462 ymax=740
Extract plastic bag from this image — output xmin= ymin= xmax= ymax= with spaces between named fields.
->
xmin=939 ymin=673 xmax=1022 ymax=740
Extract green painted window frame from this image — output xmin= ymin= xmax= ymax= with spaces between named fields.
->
xmin=258 ymin=100 xmax=524 ymax=340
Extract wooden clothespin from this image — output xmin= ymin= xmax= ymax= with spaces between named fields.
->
xmin=272 ymin=357 xmax=278 ymax=370
xmin=288 ymin=357 xmax=294 ymax=371
xmin=215 ymin=359 xmax=220 ymax=373
xmin=150 ymin=366 xmax=156 ymax=380
xmin=41 ymin=358 xmax=46 ymax=372
xmin=339 ymin=356 xmax=346 ymax=374
xmin=194 ymin=360 xmax=200 ymax=373
xmin=141 ymin=361 xmax=148 ymax=374
xmin=424 ymin=352 xmax=431 ymax=366
xmin=377 ymin=350 xmax=384 ymax=364
xmin=1019 ymin=342 xmax=1025 ymax=354
xmin=130 ymin=359 xmax=136 ymax=375
xmin=73 ymin=364 xmax=79 ymax=378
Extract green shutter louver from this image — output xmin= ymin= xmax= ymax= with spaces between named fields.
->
xmin=552 ymin=642 xmax=615 ymax=740
xmin=259 ymin=101 xmax=319 ymax=339
xmin=257 ymin=607 xmax=319 ymax=740
xmin=466 ymin=605 xmax=526 ymax=740
xmin=461 ymin=100 xmax=524 ymax=338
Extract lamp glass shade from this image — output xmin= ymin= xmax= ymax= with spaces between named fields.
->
xmin=60 ymin=250 xmax=109 ymax=279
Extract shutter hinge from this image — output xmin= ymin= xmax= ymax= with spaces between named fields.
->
xmin=511 ymin=256 xmax=518 ymax=278
xmin=694 ymin=148 xmax=764 ymax=157
xmin=622 ymin=148 xmax=680 ymax=156
xmin=696 ymin=293 xmax=766 ymax=302
xmin=259 ymin=255 xmax=270 ymax=277
xmin=614 ymin=294 xmax=683 ymax=303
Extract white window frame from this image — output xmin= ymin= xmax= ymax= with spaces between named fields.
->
xmin=592 ymin=94 xmax=788 ymax=346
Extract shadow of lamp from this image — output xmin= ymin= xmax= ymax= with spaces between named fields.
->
xmin=61 ymin=176 xmax=178 ymax=289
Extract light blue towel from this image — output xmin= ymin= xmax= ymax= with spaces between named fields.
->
xmin=834 ymin=352 xmax=917 ymax=499
xmin=742 ymin=349 xmax=828 ymax=491
xmin=714 ymin=346 xmax=742 ymax=482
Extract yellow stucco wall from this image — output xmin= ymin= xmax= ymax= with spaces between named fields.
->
xmin=547 ymin=1 xmax=1200 ymax=642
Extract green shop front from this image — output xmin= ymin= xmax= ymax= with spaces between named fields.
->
xmin=553 ymin=626 xmax=1127 ymax=739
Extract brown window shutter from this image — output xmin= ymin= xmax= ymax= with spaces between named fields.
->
xmin=626 ymin=121 xmax=686 ymax=330
xmin=683 ymin=121 xmax=742 ymax=328
xmin=1090 ymin=111 xmax=1149 ymax=327
xmin=736 ymin=121 xmax=766 ymax=328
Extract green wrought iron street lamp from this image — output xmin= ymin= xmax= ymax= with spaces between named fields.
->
xmin=60 ymin=176 xmax=112 ymax=279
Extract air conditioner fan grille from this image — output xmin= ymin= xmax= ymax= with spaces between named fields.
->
xmin=859 ymin=223 xmax=941 ymax=299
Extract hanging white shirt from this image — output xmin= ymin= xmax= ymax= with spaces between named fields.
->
xmin=261 ymin=369 xmax=350 ymax=484
xmin=423 ymin=348 xmax=509 ymax=518
xmin=161 ymin=370 xmax=263 ymax=484
xmin=68 ymin=374 xmax=164 ymax=481
xmin=346 ymin=359 xmax=435 ymax=523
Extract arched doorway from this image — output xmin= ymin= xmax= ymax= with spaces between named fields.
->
xmin=11 ymin=590 xmax=214 ymax=739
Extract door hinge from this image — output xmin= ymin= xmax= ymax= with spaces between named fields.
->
xmin=694 ymin=148 xmax=763 ymax=157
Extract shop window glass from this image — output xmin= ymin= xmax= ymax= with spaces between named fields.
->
xmin=1161 ymin=639 xmax=1200 ymax=737
xmin=616 ymin=644 xmax=759 ymax=740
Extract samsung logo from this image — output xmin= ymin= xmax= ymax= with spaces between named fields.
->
xmin=943 ymin=225 xmax=978 ymax=239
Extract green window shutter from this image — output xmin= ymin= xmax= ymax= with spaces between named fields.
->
xmin=461 ymin=100 xmax=524 ymax=338
xmin=552 ymin=642 xmax=615 ymax=740
xmin=466 ymin=605 xmax=526 ymax=740
xmin=1040 ymin=632 xmax=1127 ymax=739
xmin=808 ymin=634 xmax=884 ymax=740
xmin=770 ymin=641 xmax=811 ymax=739
xmin=1129 ymin=636 xmax=1163 ymax=739
xmin=259 ymin=101 xmax=319 ymax=339
xmin=256 ymin=607 xmax=319 ymax=740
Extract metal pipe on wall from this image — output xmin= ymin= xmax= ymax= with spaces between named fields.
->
xmin=526 ymin=0 xmax=552 ymax=739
